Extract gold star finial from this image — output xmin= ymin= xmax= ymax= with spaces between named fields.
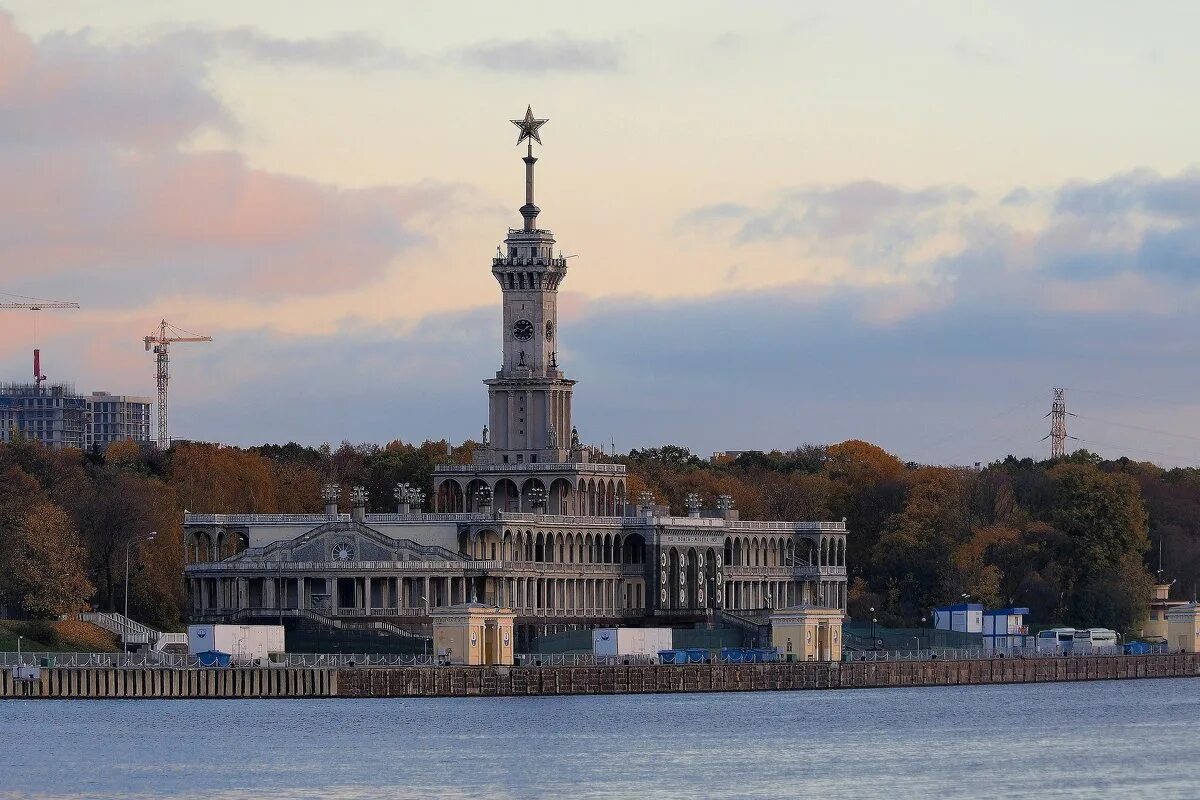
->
xmin=511 ymin=105 xmax=548 ymax=146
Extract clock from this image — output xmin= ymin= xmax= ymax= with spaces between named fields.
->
xmin=545 ymin=320 xmax=554 ymax=341
xmin=513 ymin=319 xmax=534 ymax=341
xmin=331 ymin=542 xmax=355 ymax=561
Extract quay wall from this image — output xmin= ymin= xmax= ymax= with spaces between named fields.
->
xmin=2 ymin=654 xmax=1197 ymax=699
xmin=0 ymin=666 xmax=337 ymax=699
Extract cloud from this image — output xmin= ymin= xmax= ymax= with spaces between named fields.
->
xmin=677 ymin=169 xmax=1200 ymax=316
xmin=0 ymin=12 xmax=230 ymax=147
xmin=164 ymin=26 xmax=418 ymax=70
xmin=0 ymin=12 xmax=463 ymax=306
xmin=461 ymin=35 xmax=624 ymax=73
xmin=674 ymin=202 xmax=750 ymax=231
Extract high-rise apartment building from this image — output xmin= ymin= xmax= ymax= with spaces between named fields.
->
xmin=86 ymin=392 xmax=153 ymax=449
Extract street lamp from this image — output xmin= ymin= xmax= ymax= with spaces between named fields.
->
xmin=869 ymin=607 xmax=877 ymax=652
xmin=419 ymin=595 xmax=430 ymax=659
xmin=16 ymin=635 xmax=23 ymax=664
xmin=921 ymin=616 xmax=927 ymax=652
xmin=124 ymin=531 xmax=156 ymax=654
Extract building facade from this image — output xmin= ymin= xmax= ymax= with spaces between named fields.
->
xmin=0 ymin=383 xmax=88 ymax=450
xmin=86 ymin=392 xmax=153 ymax=449
xmin=182 ymin=109 xmax=849 ymax=648
xmin=0 ymin=384 xmax=154 ymax=451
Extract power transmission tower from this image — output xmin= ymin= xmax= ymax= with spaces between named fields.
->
xmin=1044 ymin=387 xmax=1071 ymax=459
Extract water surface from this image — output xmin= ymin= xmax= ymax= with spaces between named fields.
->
xmin=2 ymin=678 xmax=1197 ymax=799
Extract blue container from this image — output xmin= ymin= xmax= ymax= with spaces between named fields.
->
xmin=658 ymin=650 xmax=687 ymax=665
xmin=720 ymin=647 xmax=744 ymax=663
xmin=196 ymin=650 xmax=231 ymax=668
xmin=1123 ymin=641 xmax=1151 ymax=656
xmin=685 ymin=648 xmax=709 ymax=663
xmin=755 ymin=648 xmax=780 ymax=663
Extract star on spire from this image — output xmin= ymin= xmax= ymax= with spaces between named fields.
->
xmin=511 ymin=105 xmax=548 ymax=146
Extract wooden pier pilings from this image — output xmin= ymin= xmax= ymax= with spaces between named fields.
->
xmin=2 ymin=654 xmax=1196 ymax=699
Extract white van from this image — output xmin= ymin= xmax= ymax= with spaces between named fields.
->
xmin=1036 ymin=627 xmax=1076 ymax=653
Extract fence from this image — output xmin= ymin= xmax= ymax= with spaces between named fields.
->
xmin=0 ymin=651 xmax=439 ymax=669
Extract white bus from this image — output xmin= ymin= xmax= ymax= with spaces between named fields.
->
xmin=1036 ymin=627 xmax=1076 ymax=653
xmin=1071 ymin=628 xmax=1119 ymax=654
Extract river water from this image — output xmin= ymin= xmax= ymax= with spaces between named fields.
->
xmin=1 ymin=678 xmax=1196 ymax=799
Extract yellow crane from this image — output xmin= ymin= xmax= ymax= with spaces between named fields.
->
xmin=0 ymin=293 xmax=81 ymax=388
xmin=143 ymin=320 xmax=212 ymax=450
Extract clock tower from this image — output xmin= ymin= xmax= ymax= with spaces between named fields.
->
xmin=480 ymin=106 xmax=577 ymax=465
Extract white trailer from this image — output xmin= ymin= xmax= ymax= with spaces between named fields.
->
xmin=187 ymin=624 xmax=285 ymax=659
xmin=592 ymin=627 xmax=673 ymax=658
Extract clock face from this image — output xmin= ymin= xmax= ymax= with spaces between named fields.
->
xmin=513 ymin=319 xmax=534 ymax=341
xmin=545 ymin=320 xmax=554 ymax=341
xmin=331 ymin=542 xmax=355 ymax=561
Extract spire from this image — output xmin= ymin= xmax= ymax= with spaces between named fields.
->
xmin=510 ymin=105 xmax=548 ymax=232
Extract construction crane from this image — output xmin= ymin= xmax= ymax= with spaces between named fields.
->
xmin=143 ymin=320 xmax=212 ymax=450
xmin=0 ymin=293 xmax=81 ymax=388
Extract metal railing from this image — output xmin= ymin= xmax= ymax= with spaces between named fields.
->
xmin=0 ymin=651 xmax=440 ymax=669
xmin=434 ymin=462 xmax=627 ymax=474
xmin=185 ymin=513 xmax=348 ymax=525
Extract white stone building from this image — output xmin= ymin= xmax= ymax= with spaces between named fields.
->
xmin=183 ymin=109 xmax=848 ymax=648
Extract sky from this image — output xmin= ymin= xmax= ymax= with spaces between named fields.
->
xmin=2 ymin=1 xmax=1200 ymax=466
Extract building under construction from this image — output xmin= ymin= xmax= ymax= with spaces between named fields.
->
xmin=0 ymin=383 xmax=153 ymax=451
xmin=0 ymin=383 xmax=89 ymax=450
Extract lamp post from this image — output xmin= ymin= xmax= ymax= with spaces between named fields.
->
xmin=921 ymin=616 xmax=927 ymax=653
xmin=869 ymin=607 xmax=877 ymax=651
xmin=419 ymin=595 xmax=430 ymax=659
xmin=123 ymin=531 xmax=156 ymax=654
xmin=16 ymin=635 xmax=23 ymax=665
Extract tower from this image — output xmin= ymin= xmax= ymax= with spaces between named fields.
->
xmin=481 ymin=106 xmax=577 ymax=465
xmin=1048 ymin=387 xmax=1067 ymax=459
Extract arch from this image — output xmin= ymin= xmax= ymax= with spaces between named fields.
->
xmin=502 ymin=530 xmax=513 ymax=561
xmin=465 ymin=478 xmax=490 ymax=512
xmin=705 ymin=547 xmax=718 ymax=610
xmin=494 ymin=479 xmax=520 ymax=513
xmin=535 ymin=531 xmax=546 ymax=563
xmin=549 ymin=478 xmax=573 ymax=515
xmin=520 ymin=478 xmax=548 ymax=513
xmin=190 ymin=530 xmax=212 ymax=563
xmin=686 ymin=547 xmax=700 ymax=610
xmin=597 ymin=482 xmax=607 ymax=519
xmin=769 ymin=539 xmax=778 ymax=567
xmin=616 ymin=480 xmax=627 ymax=516
xmin=837 ymin=538 xmax=845 ymax=566
xmin=751 ymin=537 xmax=761 ymax=567
xmin=732 ymin=538 xmax=742 ymax=568
xmin=555 ymin=532 xmax=565 ymax=563
xmin=820 ymin=538 xmax=828 ymax=566
xmin=668 ymin=548 xmax=681 ymax=610
xmin=436 ymin=479 xmax=465 ymax=513
xmin=584 ymin=533 xmax=594 ymax=564
xmin=622 ymin=533 xmax=646 ymax=564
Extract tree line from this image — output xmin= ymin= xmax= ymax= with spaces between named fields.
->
xmin=0 ymin=435 xmax=1194 ymax=635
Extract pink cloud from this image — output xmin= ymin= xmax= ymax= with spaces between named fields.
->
xmin=0 ymin=12 xmax=461 ymax=304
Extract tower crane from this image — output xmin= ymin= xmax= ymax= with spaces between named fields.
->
xmin=0 ymin=293 xmax=81 ymax=389
xmin=143 ymin=320 xmax=212 ymax=450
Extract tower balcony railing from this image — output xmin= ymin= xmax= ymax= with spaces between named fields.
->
xmin=492 ymin=255 xmax=568 ymax=269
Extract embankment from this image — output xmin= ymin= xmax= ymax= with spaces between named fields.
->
xmin=2 ymin=654 xmax=1196 ymax=699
